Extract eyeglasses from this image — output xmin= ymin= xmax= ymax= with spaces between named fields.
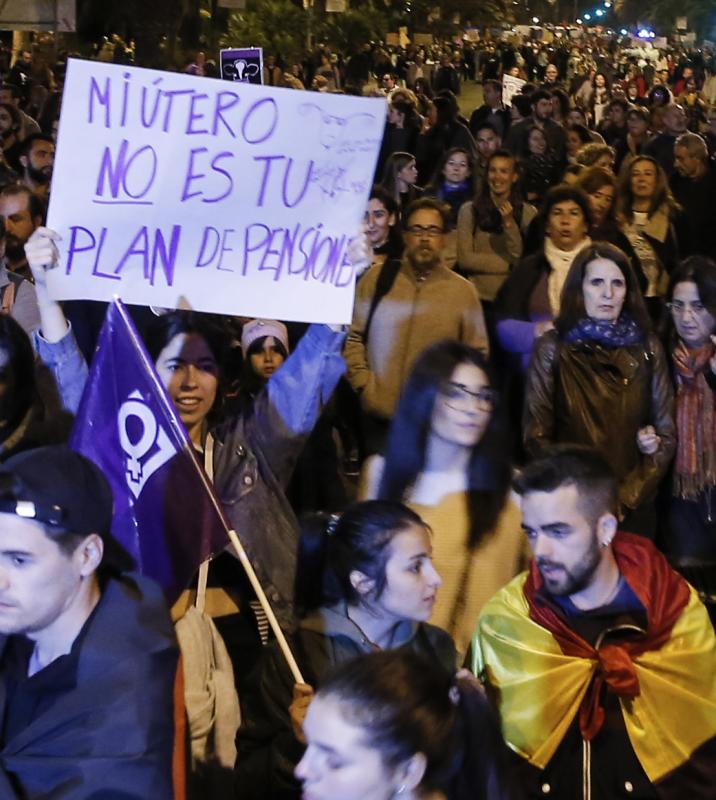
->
xmin=442 ymin=382 xmax=496 ymax=410
xmin=405 ymin=225 xmax=444 ymax=237
xmin=666 ymin=301 xmax=710 ymax=316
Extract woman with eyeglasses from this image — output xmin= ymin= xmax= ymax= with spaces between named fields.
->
xmin=360 ymin=340 xmax=520 ymax=658
xmin=663 ymin=257 xmax=716 ymax=616
xmin=524 ymin=242 xmax=675 ymax=537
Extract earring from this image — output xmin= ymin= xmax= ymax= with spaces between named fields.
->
xmin=395 ymin=786 xmax=406 ymax=796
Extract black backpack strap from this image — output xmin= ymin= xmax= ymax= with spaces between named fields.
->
xmin=363 ymin=258 xmax=402 ymax=347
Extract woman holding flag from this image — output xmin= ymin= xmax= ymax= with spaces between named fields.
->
xmin=23 ymin=226 xmax=355 ymax=628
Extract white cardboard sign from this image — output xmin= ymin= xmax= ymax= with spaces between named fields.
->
xmin=47 ymin=59 xmax=386 ymax=324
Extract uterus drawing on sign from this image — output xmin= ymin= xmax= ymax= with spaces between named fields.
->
xmin=298 ymin=103 xmax=381 ymax=200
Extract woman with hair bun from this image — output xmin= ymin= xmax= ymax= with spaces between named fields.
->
xmin=236 ymin=500 xmax=456 ymax=798
xmin=296 ymin=649 xmax=513 ymax=800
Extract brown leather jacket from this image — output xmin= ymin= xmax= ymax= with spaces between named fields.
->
xmin=524 ymin=330 xmax=675 ymax=510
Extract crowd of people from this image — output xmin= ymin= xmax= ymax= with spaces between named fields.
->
xmin=0 ymin=28 xmax=714 ymax=800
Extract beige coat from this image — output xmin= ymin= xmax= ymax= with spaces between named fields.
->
xmin=456 ymin=201 xmax=537 ymax=302
xmin=345 ymin=258 xmax=488 ymax=419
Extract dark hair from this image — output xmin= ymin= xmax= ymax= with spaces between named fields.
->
xmin=563 ymin=164 xmax=584 ymax=182
xmin=433 ymin=94 xmax=459 ymax=127
xmin=378 ymin=341 xmax=510 ymax=548
xmin=0 ymin=184 xmax=45 ymax=223
xmin=592 ymin=71 xmax=611 ymax=91
xmin=665 ymin=256 xmax=716 ymax=343
xmin=483 ymin=78 xmax=501 ymax=93
xmin=515 ymin=445 xmax=618 ymax=523
xmin=238 ymin=333 xmax=289 ymax=400
xmin=1 ymin=83 xmax=21 ymax=100
xmin=606 ymin=97 xmax=629 ymax=114
xmin=511 ymin=94 xmax=532 ymax=118
xmin=530 ymin=88 xmax=551 ymax=106
xmin=19 ymin=132 xmax=54 ymax=160
xmin=0 ymin=315 xmax=36 ymax=433
xmin=474 ymin=120 xmax=500 ymax=138
xmin=0 ymin=102 xmax=20 ymax=132
xmin=294 ymin=500 xmax=427 ymax=614
xmin=648 ymin=84 xmax=672 ymax=108
xmin=369 ymin=184 xmax=399 ymax=218
xmin=566 ymin=122 xmax=592 ymax=146
xmin=551 ymin=88 xmax=570 ymax=118
xmin=542 ymin=184 xmax=593 ymax=228
xmin=316 ymin=650 xmax=511 ymax=800
xmin=404 ymin=196 xmax=450 ymax=230
xmin=555 ymin=241 xmax=651 ymax=336
xmin=144 ymin=310 xmax=227 ymax=420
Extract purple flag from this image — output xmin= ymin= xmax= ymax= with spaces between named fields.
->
xmin=70 ymin=298 xmax=228 ymax=604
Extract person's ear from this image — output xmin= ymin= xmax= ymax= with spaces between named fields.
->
xmin=596 ymin=513 xmax=617 ymax=549
xmin=75 ymin=533 xmax=104 ymax=577
xmin=392 ymin=752 xmax=427 ymax=795
xmin=388 ymin=213 xmax=397 ymax=227
xmin=349 ymin=569 xmax=375 ymax=598
xmin=19 ymin=155 xmax=28 ymax=170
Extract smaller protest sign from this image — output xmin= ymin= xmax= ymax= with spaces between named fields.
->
xmin=503 ymin=74 xmax=526 ymax=107
xmin=220 ymin=47 xmax=263 ymax=84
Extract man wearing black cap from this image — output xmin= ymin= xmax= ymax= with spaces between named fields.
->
xmin=0 ymin=446 xmax=178 ymax=799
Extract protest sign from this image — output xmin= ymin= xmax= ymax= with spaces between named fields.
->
xmin=502 ymin=74 xmax=526 ymax=106
xmin=47 ymin=60 xmax=386 ymax=324
xmin=220 ymin=47 xmax=263 ymax=84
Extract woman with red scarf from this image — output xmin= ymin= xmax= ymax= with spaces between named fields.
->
xmin=664 ymin=257 xmax=716 ymax=620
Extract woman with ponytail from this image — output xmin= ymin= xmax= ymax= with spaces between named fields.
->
xmin=296 ymin=649 xmax=513 ymax=800
xmin=235 ymin=500 xmax=456 ymax=798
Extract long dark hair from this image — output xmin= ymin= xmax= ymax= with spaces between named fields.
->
xmin=144 ymin=310 xmax=228 ymax=421
xmin=295 ymin=500 xmax=428 ymax=616
xmin=0 ymin=315 xmax=36 ymax=434
xmin=316 ymin=650 xmax=512 ymax=800
xmin=239 ymin=334 xmax=288 ymax=399
xmin=378 ymin=341 xmax=510 ymax=548
xmin=471 ymin=149 xmax=523 ymax=234
xmin=555 ymin=241 xmax=651 ymax=336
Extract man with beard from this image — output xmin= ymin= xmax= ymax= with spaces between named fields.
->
xmin=18 ymin=134 xmax=54 ymax=202
xmin=345 ymin=197 xmax=488 ymax=453
xmin=0 ymin=185 xmax=44 ymax=280
xmin=505 ymin=89 xmax=567 ymax=167
xmin=0 ymin=84 xmax=40 ymax=140
xmin=473 ymin=447 xmax=716 ymax=799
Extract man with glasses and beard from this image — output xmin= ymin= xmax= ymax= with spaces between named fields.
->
xmin=473 ymin=446 xmax=716 ymax=800
xmin=18 ymin=134 xmax=54 ymax=203
xmin=345 ymin=197 xmax=488 ymax=454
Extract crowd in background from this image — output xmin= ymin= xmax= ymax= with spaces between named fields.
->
xmin=0 ymin=28 xmax=714 ymax=800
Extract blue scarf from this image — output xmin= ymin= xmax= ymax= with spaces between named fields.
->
xmin=564 ymin=315 xmax=644 ymax=347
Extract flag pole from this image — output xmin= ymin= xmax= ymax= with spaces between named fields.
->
xmin=112 ymin=299 xmax=305 ymax=685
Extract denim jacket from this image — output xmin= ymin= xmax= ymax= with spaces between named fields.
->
xmin=211 ymin=324 xmax=346 ymax=630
